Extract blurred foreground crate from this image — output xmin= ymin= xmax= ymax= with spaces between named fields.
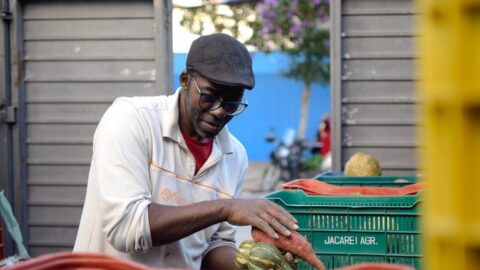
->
xmin=3 ymin=252 xmax=151 ymax=270
xmin=265 ymin=190 xmax=422 ymax=269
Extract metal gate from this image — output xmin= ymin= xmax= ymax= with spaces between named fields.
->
xmin=1 ymin=0 xmax=172 ymax=257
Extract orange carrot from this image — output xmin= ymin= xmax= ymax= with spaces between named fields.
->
xmin=252 ymin=227 xmax=325 ymax=270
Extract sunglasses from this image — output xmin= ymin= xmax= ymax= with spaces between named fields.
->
xmin=192 ymin=77 xmax=248 ymax=116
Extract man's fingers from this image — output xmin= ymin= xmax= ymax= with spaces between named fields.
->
xmin=265 ymin=203 xmax=298 ymax=231
xmin=254 ymin=218 xmax=278 ymax=239
xmin=226 ymin=199 xmax=298 ymax=239
xmin=269 ymin=210 xmax=298 ymax=231
xmin=267 ymin=201 xmax=298 ymax=225
xmin=259 ymin=212 xmax=290 ymax=237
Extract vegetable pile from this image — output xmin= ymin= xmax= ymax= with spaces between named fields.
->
xmin=234 ymin=240 xmax=293 ymax=270
xmin=234 ymin=227 xmax=325 ymax=270
xmin=251 ymin=228 xmax=325 ymax=270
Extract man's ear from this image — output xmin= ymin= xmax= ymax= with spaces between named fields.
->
xmin=179 ymin=70 xmax=189 ymax=88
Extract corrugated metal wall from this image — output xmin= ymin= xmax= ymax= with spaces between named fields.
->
xmin=332 ymin=0 xmax=418 ymax=175
xmin=14 ymin=0 xmax=172 ymax=256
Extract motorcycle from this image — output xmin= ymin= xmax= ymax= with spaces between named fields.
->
xmin=261 ymin=128 xmax=320 ymax=191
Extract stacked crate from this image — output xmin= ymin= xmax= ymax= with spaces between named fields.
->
xmin=266 ymin=176 xmax=422 ymax=269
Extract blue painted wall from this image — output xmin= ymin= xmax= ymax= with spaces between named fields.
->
xmin=173 ymin=52 xmax=331 ymax=161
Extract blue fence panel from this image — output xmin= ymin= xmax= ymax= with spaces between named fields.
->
xmin=173 ymin=52 xmax=330 ymax=161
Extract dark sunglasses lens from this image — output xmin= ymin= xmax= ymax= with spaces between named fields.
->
xmin=199 ymin=92 xmax=246 ymax=115
xmin=225 ymin=103 xmax=245 ymax=115
xmin=200 ymin=94 xmax=217 ymax=107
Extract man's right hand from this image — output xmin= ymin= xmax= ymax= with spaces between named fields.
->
xmin=222 ymin=198 xmax=298 ymax=239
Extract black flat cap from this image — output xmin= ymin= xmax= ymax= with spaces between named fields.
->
xmin=186 ymin=33 xmax=255 ymax=90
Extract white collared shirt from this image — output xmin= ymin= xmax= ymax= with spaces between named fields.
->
xmin=73 ymin=88 xmax=248 ymax=269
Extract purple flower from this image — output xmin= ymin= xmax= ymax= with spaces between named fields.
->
xmin=317 ymin=8 xmax=325 ymax=19
xmin=302 ymin=20 xmax=313 ymax=27
xmin=264 ymin=21 xmax=273 ymax=31
xmin=260 ymin=26 xmax=270 ymax=39
xmin=267 ymin=10 xmax=276 ymax=19
xmin=275 ymin=26 xmax=283 ymax=35
xmin=290 ymin=0 xmax=299 ymax=9
xmin=264 ymin=0 xmax=278 ymax=7
xmin=257 ymin=4 xmax=268 ymax=17
xmin=290 ymin=23 xmax=302 ymax=36
xmin=312 ymin=0 xmax=321 ymax=5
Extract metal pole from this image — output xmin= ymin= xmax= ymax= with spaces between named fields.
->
xmin=330 ymin=0 xmax=342 ymax=171
xmin=154 ymin=0 xmax=173 ymax=95
xmin=0 ymin=0 xmax=15 ymax=257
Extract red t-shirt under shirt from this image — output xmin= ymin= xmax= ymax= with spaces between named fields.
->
xmin=181 ymin=131 xmax=213 ymax=173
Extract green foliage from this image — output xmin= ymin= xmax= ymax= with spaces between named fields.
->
xmin=250 ymin=0 xmax=330 ymax=84
xmin=177 ymin=0 xmax=330 ymax=85
xmin=301 ymin=154 xmax=323 ymax=172
xmin=177 ymin=1 xmax=258 ymax=44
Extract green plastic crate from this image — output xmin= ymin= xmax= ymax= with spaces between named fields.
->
xmin=265 ymin=190 xmax=422 ymax=269
xmin=315 ymin=173 xmax=418 ymax=187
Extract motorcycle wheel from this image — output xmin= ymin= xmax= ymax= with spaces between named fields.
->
xmin=261 ymin=163 xmax=281 ymax=192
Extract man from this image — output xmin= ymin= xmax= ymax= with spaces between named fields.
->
xmin=74 ymin=33 xmax=298 ymax=269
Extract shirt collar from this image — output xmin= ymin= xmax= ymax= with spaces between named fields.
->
xmin=161 ymin=88 xmax=234 ymax=155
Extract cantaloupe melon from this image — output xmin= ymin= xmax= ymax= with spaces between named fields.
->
xmin=344 ymin=152 xmax=381 ymax=177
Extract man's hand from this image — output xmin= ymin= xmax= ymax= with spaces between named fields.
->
xmin=223 ymin=198 xmax=298 ymax=239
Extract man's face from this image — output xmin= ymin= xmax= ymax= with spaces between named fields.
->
xmin=184 ymin=73 xmax=245 ymax=140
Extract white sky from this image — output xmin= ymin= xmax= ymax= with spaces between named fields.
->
xmin=172 ymin=0 xmax=208 ymax=53
xmin=173 ymin=0 xmax=203 ymax=7
xmin=171 ymin=0 xmax=255 ymax=53
xmin=172 ymin=7 xmax=200 ymax=53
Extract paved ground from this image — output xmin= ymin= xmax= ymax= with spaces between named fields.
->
xmin=240 ymin=162 xmax=270 ymax=194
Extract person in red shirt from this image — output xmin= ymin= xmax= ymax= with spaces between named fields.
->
xmin=312 ymin=116 xmax=331 ymax=157
xmin=319 ymin=116 xmax=332 ymax=172
xmin=319 ymin=117 xmax=331 ymax=158
xmin=311 ymin=116 xmax=332 ymax=172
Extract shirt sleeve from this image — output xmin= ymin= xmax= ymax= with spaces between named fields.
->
xmin=91 ymin=98 xmax=153 ymax=254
